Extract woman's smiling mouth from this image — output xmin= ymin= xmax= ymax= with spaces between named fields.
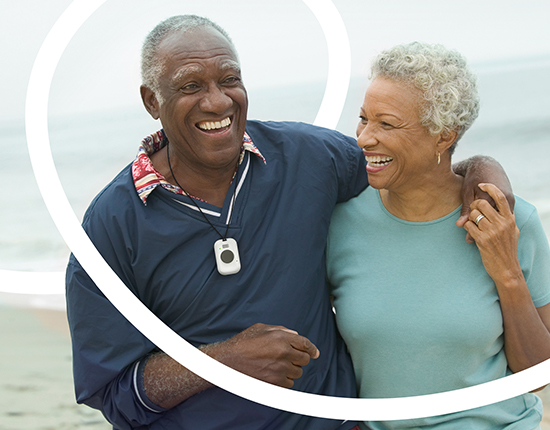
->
xmin=364 ymin=153 xmax=393 ymax=173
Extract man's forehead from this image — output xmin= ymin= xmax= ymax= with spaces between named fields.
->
xmin=174 ymin=58 xmax=240 ymax=73
xmin=159 ymin=26 xmax=237 ymax=58
xmin=170 ymin=59 xmax=241 ymax=84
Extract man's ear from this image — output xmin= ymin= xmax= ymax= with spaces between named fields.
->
xmin=140 ymin=85 xmax=160 ymax=120
xmin=436 ymin=130 xmax=458 ymax=153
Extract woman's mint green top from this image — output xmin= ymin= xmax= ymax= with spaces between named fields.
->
xmin=327 ymin=187 xmax=550 ymax=429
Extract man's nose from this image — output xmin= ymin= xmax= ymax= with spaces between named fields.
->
xmin=200 ymin=85 xmax=232 ymax=113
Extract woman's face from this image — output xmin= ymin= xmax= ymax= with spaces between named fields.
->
xmin=356 ymin=77 xmax=441 ymax=193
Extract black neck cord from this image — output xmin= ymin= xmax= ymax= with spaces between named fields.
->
xmin=166 ymin=142 xmax=239 ymax=241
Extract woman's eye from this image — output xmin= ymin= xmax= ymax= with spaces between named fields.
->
xmin=359 ymin=115 xmax=368 ymax=124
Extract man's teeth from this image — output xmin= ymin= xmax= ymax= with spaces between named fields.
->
xmin=198 ymin=117 xmax=231 ymax=131
xmin=366 ymin=155 xmax=393 ymax=166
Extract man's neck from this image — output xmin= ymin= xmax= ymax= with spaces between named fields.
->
xmin=151 ymin=146 xmax=237 ymax=207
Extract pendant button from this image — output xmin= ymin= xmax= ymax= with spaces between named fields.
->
xmin=214 ymin=238 xmax=241 ymax=275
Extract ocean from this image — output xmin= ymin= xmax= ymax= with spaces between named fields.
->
xmin=1 ymin=57 xmax=550 ymax=291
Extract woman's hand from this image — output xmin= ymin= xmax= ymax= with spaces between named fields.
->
xmin=463 ymin=183 xmax=523 ymax=287
xmin=464 ymin=183 xmax=550 ymax=377
xmin=455 ymin=156 xmax=515 ymax=243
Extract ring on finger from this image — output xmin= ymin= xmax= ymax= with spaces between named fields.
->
xmin=474 ymin=214 xmax=485 ymax=226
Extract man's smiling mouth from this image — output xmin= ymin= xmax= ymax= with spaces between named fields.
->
xmin=197 ymin=117 xmax=231 ymax=131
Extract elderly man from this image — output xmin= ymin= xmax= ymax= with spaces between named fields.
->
xmin=66 ymin=15 xmax=512 ymax=430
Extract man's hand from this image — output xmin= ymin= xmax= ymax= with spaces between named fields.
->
xmin=454 ymin=155 xmax=515 ymax=242
xmin=207 ymin=323 xmax=320 ymax=388
xmin=143 ymin=323 xmax=319 ymax=409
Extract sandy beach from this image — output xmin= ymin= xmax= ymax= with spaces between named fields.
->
xmin=0 ymin=305 xmax=110 ymax=430
xmin=1 ymin=304 xmax=550 ymax=430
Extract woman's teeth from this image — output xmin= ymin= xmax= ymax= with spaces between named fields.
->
xmin=366 ymin=155 xmax=393 ymax=166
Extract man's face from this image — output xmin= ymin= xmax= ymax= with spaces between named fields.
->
xmin=146 ymin=27 xmax=248 ymax=172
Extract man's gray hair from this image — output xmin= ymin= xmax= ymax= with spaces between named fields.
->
xmin=370 ymin=42 xmax=480 ymax=154
xmin=141 ymin=15 xmax=237 ymax=100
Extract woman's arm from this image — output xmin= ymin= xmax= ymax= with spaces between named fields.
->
xmin=464 ymin=184 xmax=550 ymax=379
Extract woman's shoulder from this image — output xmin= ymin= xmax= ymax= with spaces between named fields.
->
xmin=513 ymin=195 xmax=542 ymax=230
xmin=334 ymin=186 xmax=378 ymax=212
xmin=330 ymin=187 xmax=380 ymax=231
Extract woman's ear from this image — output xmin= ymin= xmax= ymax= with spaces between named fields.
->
xmin=437 ymin=130 xmax=458 ymax=153
xmin=140 ymin=85 xmax=160 ymax=120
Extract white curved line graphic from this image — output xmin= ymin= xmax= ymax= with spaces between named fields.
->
xmin=15 ymin=0 xmax=550 ymax=422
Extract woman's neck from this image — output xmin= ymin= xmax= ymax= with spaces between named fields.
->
xmin=379 ymin=170 xmax=464 ymax=222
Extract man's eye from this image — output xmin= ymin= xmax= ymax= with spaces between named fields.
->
xmin=181 ymin=83 xmax=199 ymax=92
xmin=381 ymin=122 xmax=394 ymax=128
xmin=359 ymin=115 xmax=367 ymax=124
xmin=224 ymin=76 xmax=241 ymax=85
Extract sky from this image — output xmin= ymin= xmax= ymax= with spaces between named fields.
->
xmin=1 ymin=0 xmax=550 ymax=124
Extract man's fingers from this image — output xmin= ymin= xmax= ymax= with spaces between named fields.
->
xmin=224 ymin=324 xmax=318 ymax=387
xmin=287 ymin=365 xmax=304 ymax=382
xmin=289 ymin=335 xmax=320 ymax=360
xmin=266 ymin=326 xmax=299 ymax=335
xmin=265 ymin=325 xmax=319 ymax=359
xmin=456 ymin=213 xmax=468 ymax=227
xmin=474 ymin=189 xmax=495 ymax=208
xmin=478 ymin=183 xmax=511 ymax=215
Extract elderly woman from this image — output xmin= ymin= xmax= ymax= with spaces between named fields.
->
xmin=326 ymin=42 xmax=550 ymax=429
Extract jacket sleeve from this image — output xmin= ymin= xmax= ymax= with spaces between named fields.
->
xmin=334 ymin=131 xmax=369 ymax=203
xmin=313 ymin=124 xmax=368 ymax=203
xmin=65 ymin=187 xmax=169 ymax=429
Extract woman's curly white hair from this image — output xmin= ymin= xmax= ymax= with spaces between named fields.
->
xmin=370 ymin=42 xmax=480 ymax=154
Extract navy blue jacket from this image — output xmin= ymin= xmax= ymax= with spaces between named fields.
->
xmin=66 ymin=121 xmax=369 ymax=429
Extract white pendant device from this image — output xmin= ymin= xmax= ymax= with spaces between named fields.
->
xmin=214 ymin=238 xmax=241 ymax=275
xmin=167 ymin=143 xmax=244 ymax=277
